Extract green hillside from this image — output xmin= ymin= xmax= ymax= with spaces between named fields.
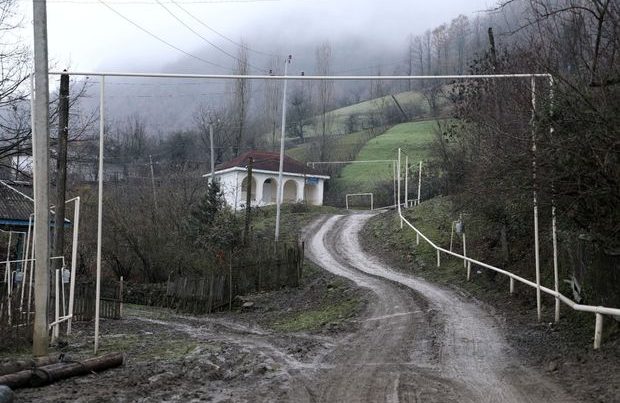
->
xmin=335 ymin=120 xmax=438 ymax=189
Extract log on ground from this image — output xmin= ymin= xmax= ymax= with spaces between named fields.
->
xmin=0 ymin=353 xmax=124 ymax=389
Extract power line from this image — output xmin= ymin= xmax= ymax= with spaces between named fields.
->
xmin=37 ymin=0 xmax=281 ymax=4
xmin=155 ymin=0 xmax=267 ymax=73
xmin=170 ymin=0 xmax=280 ymax=58
xmin=97 ymin=0 xmax=231 ymax=71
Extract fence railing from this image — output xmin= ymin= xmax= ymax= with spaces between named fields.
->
xmin=126 ymin=241 xmax=304 ymax=314
xmin=395 ymin=148 xmax=620 ymax=349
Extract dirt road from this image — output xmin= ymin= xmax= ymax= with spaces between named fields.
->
xmin=302 ymin=213 xmax=573 ymax=402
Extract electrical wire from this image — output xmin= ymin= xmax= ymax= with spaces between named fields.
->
xmin=170 ymin=0 xmax=281 ymax=58
xmin=36 ymin=0 xmax=281 ymax=4
xmin=155 ymin=0 xmax=268 ymax=73
xmin=97 ymin=0 xmax=232 ymax=71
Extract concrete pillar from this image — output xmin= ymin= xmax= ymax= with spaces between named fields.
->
xmin=296 ymin=178 xmax=304 ymax=202
xmin=254 ymin=173 xmax=264 ymax=206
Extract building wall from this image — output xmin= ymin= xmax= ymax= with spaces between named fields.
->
xmin=214 ymin=169 xmax=325 ymax=209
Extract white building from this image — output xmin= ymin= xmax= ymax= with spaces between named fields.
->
xmin=203 ymin=151 xmax=330 ymax=209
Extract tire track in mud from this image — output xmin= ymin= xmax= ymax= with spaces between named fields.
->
xmin=303 ymin=213 xmax=574 ymax=403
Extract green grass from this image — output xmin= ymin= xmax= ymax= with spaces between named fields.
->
xmin=271 ymin=298 xmax=358 ymax=332
xmin=302 ymin=91 xmax=429 ymax=138
xmin=249 ymin=204 xmax=343 ymax=241
xmin=286 ymin=129 xmax=372 ymax=162
xmin=331 ymin=120 xmax=438 ymax=194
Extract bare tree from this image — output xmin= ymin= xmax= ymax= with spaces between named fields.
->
xmin=315 ymin=41 xmax=334 ymax=161
xmin=264 ymin=58 xmax=282 ymax=151
xmin=232 ymin=44 xmax=250 ymax=157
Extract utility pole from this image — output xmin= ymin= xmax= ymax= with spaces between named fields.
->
xmin=149 ymin=155 xmax=157 ymax=210
xmin=52 ymin=72 xmax=69 ymax=275
xmin=32 ymin=0 xmax=51 ymax=357
xmin=243 ymin=157 xmax=253 ymax=244
xmin=275 ymin=55 xmax=292 ymax=242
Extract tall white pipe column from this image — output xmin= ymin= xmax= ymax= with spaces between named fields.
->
xmin=398 ymin=149 xmax=402 ymax=229
xmin=549 ymin=76 xmax=560 ymax=323
xmin=95 ymin=77 xmax=105 ymax=353
xmin=531 ymin=76 xmax=542 ymax=322
xmin=67 ymin=197 xmax=80 ymax=334
xmin=32 ymin=0 xmax=51 ymax=357
xmin=275 ymin=55 xmax=291 ymax=242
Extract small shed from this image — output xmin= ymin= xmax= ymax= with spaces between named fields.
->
xmin=203 ymin=151 xmax=330 ymax=209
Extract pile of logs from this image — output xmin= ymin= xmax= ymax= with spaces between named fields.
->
xmin=0 ymin=352 xmax=123 ymax=396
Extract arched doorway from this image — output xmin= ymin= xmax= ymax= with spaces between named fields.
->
xmin=283 ymin=180 xmax=298 ymax=203
xmin=262 ymin=178 xmax=278 ymax=203
xmin=241 ymin=176 xmax=256 ymax=202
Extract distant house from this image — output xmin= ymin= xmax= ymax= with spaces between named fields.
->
xmin=203 ymin=151 xmax=330 ymax=209
xmin=0 ymin=180 xmax=71 ymax=231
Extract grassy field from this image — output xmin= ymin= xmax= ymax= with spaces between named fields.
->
xmin=302 ymin=90 xmax=428 ymax=138
xmin=327 ymin=120 xmax=439 ymax=206
xmin=286 ymin=129 xmax=373 ymax=162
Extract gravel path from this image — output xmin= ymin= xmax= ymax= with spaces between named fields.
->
xmin=302 ymin=213 xmax=573 ymax=402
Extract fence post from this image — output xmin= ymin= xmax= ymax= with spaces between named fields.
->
xmin=462 ymin=233 xmax=467 ymax=268
xmin=119 ymin=276 xmax=123 ymax=318
xmin=593 ymin=313 xmax=603 ymax=349
xmin=466 ymin=261 xmax=471 ymax=281
xmin=510 ymin=277 xmax=514 ymax=294
xmin=436 ymin=250 xmax=440 ymax=267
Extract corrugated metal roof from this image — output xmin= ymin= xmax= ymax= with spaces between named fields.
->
xmin=215 ymin=151 xmax=325 ymax=176
xmin=0 ymin=181 xmax=71 ymax=226
xmin=0 ymin=181 xmax=33 ymax=222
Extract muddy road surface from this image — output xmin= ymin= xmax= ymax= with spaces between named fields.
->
xmin=302 ymin=213 xmax=573 ymax=402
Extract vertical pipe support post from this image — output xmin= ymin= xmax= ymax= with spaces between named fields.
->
xmin=94 ymin=76 xmax=105 ymax=354
xmin=275 ymin=55 xmax=291 ymax=242
xmin=593 ymin=313 xmax=603 ymax=349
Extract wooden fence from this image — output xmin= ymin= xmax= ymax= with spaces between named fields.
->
xmin=72 ymin=281 xmax=122 ymax=321
xmin=127 ymin=240 xmax=304 ymax=314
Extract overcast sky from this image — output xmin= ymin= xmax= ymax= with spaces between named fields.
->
xmin=18 ymin=0 xmax=494 ymax=72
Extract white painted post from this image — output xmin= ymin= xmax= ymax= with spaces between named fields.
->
xmin=20 ymin=217 xmax=32 ymax=312
xmin=467 ymin=261 xmax=471 ymax=281
xmin=436 ymin=250 xmax=440 ymax=267
xmin=552 ymin=205 xmax=560 ymax=323
xmin=417 ymin=160 xmax=422 ymax=205
xmin=549 ymin=76 xmax=560 ymax=324
xmin=275 ymin=55 xmax=292 ymax=242
xmin=209 ymin=122 xmax=215 ymax=183
xmin=416 ymin=233 xmax=419 ymax=246
xmin=392 ymin=162 xmax=397 ymax=207
xmin=398 ymin=149 xmax=402 ymax=229
xmin=593 ymin=313 xmax=603 ymax=349
xmin=345 ymin=195 xmax=349 ymax=210
xmin=26 ymin=231 xmax=35 ymax=323
xmin=531 ymin=76 xmax=542 ymax=322
xmin=67 ymin=197 xmax=79 ymax=335
xmin=95 ymin=77 xmax=105 ymax=354
xmin=462 ymin=233 xmax=467 ymax=268
xmin=5 ymin=231 xmax=12 ymax=298
xmin=404 ymin=155 xmax=408 ymax=208
xmin=510 ymin=277 xmax=514 ymax=294
xmin=53 ymin=269 xmax=59 ymax=342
